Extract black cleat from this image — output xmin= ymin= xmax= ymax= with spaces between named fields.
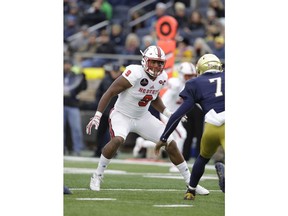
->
xmin=184 ymin=187 xmax=196 ymax=200
xmin=215 ymin=162 xmax=225 ymax=193
xmin=64 ymin=186 xmax=72 ymax=195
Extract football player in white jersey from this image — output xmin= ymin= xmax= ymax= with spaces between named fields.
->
xmin=133 ymin=62 xmax=198 ymax=172
xmin=86 ymin=45 xmax=192 ymax=191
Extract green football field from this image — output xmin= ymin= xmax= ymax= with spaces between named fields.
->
xmin=64 ymin=154 xmax=224 ymax=216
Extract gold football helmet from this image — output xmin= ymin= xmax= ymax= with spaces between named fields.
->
xmin=196 ymin=54 xmax=222 ymax=75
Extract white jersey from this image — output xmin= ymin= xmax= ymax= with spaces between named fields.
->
xmin=114 ymin=65 xmax=168 ymax=118
xmin=161 ymin=77 xmax=184 ymax=112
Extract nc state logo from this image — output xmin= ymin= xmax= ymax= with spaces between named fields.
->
xmin=159 ymin=80 xmax=166 ymax=85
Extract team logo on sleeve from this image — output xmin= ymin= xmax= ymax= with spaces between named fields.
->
xmin=159 ymin=80 xmax=166 ymax=85
xmin=140 ymin=78 xmax=149 ymax=86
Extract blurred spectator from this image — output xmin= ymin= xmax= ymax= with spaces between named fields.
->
xmin=209 ymin=0 xmax=225 ymax=18
xmin=64 ymin=59 xmax=87 ymax=156
xmin=97 ymin=0 xmax=113 ymax=20
xmin=80 ymin=0 xmax=106 ymax=27
xmin=91 ymin=30 xmax=117 ymax=66
xmin=184 ymin=10 xmax=206 ymax=33
xmin=121 ymin=33 xmax=141 ymax=66
xmin=69 ymin=25 xmax=90 ymax=53
xmin=174 ymin=37 xmax=193 ymax=63
xmin=64 ymin=16 xmax=79 ymax=41
xmin=211 ymin=36 xmax=225 ymax=61
xmin=172 ymin=0 xmax=190 ymax=7
xmin=107 ymin=0 xmax=142 ymax=7
xmin=205 ymin=8 xmax=225 ymax=41
xmin=140 ymin=34 xmax=155 ymax=51
xmin=77 ymin=32 xmax=99 ymax=67
xmin=88 ymin=62 xmax=123 ymax=157
xmin=110 ymin=23 xmax=126 ymax=47
xmin=131 ymin=9 xmax=146 ymax=33
xmin=171 ymin=2 xmax=188 ymax=29
xmin=145 ymin=2 xmax=167 ymax=30
xmin=192 ymin=37 xmax=213 ymax=62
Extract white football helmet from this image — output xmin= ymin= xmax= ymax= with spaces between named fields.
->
xmin=196 ymin=54 xmax=222 ymax=75
xmin=140 ymin=45 xmax=166 ymax=78
xmin=178 ymin=62 xmax=197 ymax=81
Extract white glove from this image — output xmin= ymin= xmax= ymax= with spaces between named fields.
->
xmin=162 ymin=108 xmax=172 ymax=118
xmin=163 ymin=108 xmax=187 ymax=122
xmin=181 ymin=115 xmax=187 ymax=122
xmin=86 ymin=111 xmax=102 ymax=135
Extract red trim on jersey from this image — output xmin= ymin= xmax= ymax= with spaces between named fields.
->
xmin=175 ymin=128 xmax=182 ymax=138
xmin=109 ymin=108 xmax=115 ymax=138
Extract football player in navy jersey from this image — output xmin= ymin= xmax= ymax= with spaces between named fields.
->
xmin=155 ymin=53 xmax=225 ymax=200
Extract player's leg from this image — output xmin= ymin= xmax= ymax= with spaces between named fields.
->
xmin=185 ymin=123 xmax=220 ymax=200
xmin=215 ymin=124 xmax=225 ymax=192
xmin=67 ymin=107 xmax=84 ymax=156
xmin=135 ymin=113 xmax=191 ymax=185
xmin=90 ymin=110 xmax=130 ymax=191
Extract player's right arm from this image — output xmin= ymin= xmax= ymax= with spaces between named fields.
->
xmin=97 ymin=75 xmax=132 ymax=113
xmin=86 ymin=75 xmax=132 ymax=134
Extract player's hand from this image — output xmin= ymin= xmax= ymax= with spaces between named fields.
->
xmin=154 ymin=140 xmax=167 ymax=156
xmin=86 ymin=111 xmax=102 ymax=135
xmin=181 ymin=115 xmax=188 ymax=122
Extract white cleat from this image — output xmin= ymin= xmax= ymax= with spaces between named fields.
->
xmin=90 ymin=173 xmax=103 ymax=191
xmin=195 ymin=184 xmax=209 ymax=195
xmin=169 ymin=165 xmax=179 ymax=173
xmin=133 ymin=137 xmax=144 ymax=157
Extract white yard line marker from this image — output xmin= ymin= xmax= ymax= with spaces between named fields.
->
xmin=64 ymin=167 xmax=127 ymax=174
xmin=64 ymin=168 xmax=218 ymax=181
xmin=70 ymin=188 xmax=222 ymax=192
xmin=76 ymin=198 xmax=116 ymax=201
xmin=64 ymin=156 xmax=215 ymax=170
xmin=154 ymin=204 xmax=193 ymax=208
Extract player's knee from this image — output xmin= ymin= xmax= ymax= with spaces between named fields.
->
xmin=111 ymin=136 xmax=125 ymax=146
xmin=165 ymin=140 xmax=178 ymax=152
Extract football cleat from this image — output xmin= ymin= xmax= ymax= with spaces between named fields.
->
xmin=184 ymin=187 xmax=196 ymax=200
xmin=90 ymin=173 xmax=103 ymax=191
xmin=64 ymin=186 xmax=72 ymax=195
xmin=196 ymin=184 xmax=209 ymax=195
xmin=169 ymin=165 xmax=179 ymax=173
xmin=215 ymin=162 xmax=225 ymax=193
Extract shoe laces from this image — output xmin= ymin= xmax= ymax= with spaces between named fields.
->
xmin=92 ymin=173 xmax=103 ymax=182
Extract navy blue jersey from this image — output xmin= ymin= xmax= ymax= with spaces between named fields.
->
xmin=160 ymin=71 xmax=225 ymax=142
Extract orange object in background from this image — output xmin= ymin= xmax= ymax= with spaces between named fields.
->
xmin=156 ymin=15 xmax=178 ymax=97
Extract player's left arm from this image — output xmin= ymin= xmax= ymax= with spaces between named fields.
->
xmin=150 ymin=94 xmax=166 ymax=114
xmin=154 ymin=98 xmax=194 ymax=155
xmin=160 ymin=98 xmax=194 ymax=141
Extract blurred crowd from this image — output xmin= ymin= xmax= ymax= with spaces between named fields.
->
xmin=64 ymin=0 xmax=225 ymax=67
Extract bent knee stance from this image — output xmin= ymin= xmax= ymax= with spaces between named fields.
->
xmin=165 ymin=140 xmax=180 ymax=154
xmin=102 ymin=136 xmax=124 ymax=158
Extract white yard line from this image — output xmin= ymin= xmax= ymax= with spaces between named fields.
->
xmin=64 ymin=156 xmax=216 ymax=170
xmin=70 ymin=188 xmax=222 ymax=192
xmin=154 ymin=204 xmax=193 ymax=208
xmin=64 ymin=167 xmax=218 ymax=181
xmin=76 ymin=198 xmax=116 ymax=201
